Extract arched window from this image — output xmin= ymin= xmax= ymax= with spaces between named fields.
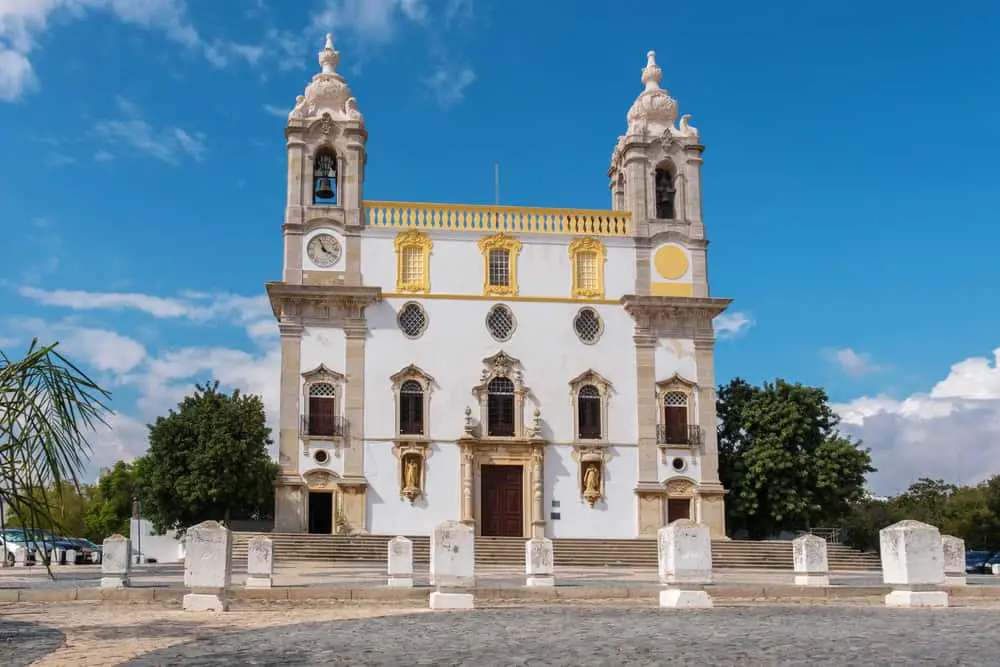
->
xmin=313 ymin=149 xmax=338 ymax=205
xmin=487 ymin=376 xmax=516 ymax=437
xmin=654 ymin=166 xmax=676 ymax=219
xmin=662 ymin=391 xmax=689 ymax=444
xmin=577 ymin=385 xmax=602 ymax=440
xmin=308 ymin=382 xmax=338 ymax=436
xmin=399 ymin=380 xmax=424 ymax=435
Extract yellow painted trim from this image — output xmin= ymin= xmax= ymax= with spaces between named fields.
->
xmin=478 ymin=232 xmax=522 ymax=297
xmin=651 ymin=282 xmax=694 ymax=297
xmin=568 ymin=236 xmax=607 ymax=299
xmin=382 ymin=292 xmax=619 ymax=305
xmin=653 ymin=245 xmax=690 ymax=280
xmin=365 ymin=200 xmax=631 ymax=237
xmin=393 ymin=229 xmax=432 ymax=293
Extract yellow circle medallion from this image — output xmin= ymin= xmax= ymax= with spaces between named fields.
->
xmin=653 ymin=245 xmax=689 ymax=280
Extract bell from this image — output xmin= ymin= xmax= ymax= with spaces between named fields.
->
xmin=316 ymin=177 xmax=334 ymax=200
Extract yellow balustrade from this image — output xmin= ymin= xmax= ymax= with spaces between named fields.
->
xmin=365 ymin=201 xmax=631 ymax=237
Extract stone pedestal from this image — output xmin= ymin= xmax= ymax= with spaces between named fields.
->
xmin=246 ymin=536 xmax=274 ymax=589
xmin=387 ymin=536 xmax=414 ymax=588
xmin=429 ymin=521 xmax=474 ymax=610
xmin=941 ymin=535 xmax=966 ymax=586
xmin=183 ymin=521 xmax=232 ymax=612
xmin=880 ymin=520 xmax=948 ymax=608
xmin=65 ymin=549 xmax=77 ymax=565
xmin=13 ymin=547 xmax=27 ymax=567
xmin=793 ymin=534 xmax=830 ymax=586
xmin=658 ymin=520 xmax=713 ymax=609
xmin=525 ymin=538 xmax=554 ymax=587
xmin=101 ymin=535 xmax=131 ymax=588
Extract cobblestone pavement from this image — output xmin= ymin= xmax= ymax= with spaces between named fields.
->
xmin=118 ymin=605 xmax=1000 ymax=666
xmin=0 ymin=619 xmax=65 ymax=666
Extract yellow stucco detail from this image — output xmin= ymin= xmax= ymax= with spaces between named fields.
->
xmin=651 ymin=282 xmax=693 ymax=297
xmin=653 ymin=245 xmax=689 ymax=280
xmin=393 ymin=229 xmax=433 ymax=293
xmin=382 ymin=292 xmax=618 ymax=304
xmin=478 ymin=232 xmax=522 ymax=297
xmin=568 ymin=236 xmax=607 ymax=298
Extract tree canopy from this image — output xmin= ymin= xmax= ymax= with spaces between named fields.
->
xmin=83 ymin=460 xmax=139 ymax=539
xmin=718 ymin=377 xmax=875 ymax=538
xmin=137 ymin=381 xmax=278 ymax=533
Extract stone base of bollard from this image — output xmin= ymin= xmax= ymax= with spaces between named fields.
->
xmin=885 ymin=587 xmax=948 ymax=608
xmin=429 ymin=591 xmax=474 ymax=610
xmin=245 ymin=575 xmax=272 ymax=589
xmin=526 ymin=575 xmax=554 ymax=587
xmin=100 ymin=576 xmax=128 ymax=589
xmin=659 ymin=586 xmax=713 ymax=609
xmin=387 ymin=576 xmax=413 ymax=588
xmin=794 ymin=574 xmax=830 ymax=586
xmin=944 ymin=575 xmax=967 ymax=587
xmin=183 ymin=592 xmax=229 ymax=612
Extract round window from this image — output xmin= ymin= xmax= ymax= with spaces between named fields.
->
xmin=573 ymin=307 xmax=603 ymax=344
xmin=671 ymin=457 xmax=686 ymax=472
xmin=314 ymin=449 xmax=330 ymax=464
xmin=397 ymin=302 xmax=428 ymax=339
xmin=485 ymin=304 xmax=516 ymax=342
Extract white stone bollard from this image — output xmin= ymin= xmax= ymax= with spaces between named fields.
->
xmin=245 ymin=536 xmax=274 ymax=589
xmin=65 ymin=549 xmax=77 ymax=565
xmin=13 ymin=547 xmax=27 ymax=567
xmin=34 ymin=549 xmax=45 ymax=566
xmin=525 ymin=538 xmax=555 ymax=587
xmin=183 ymin=521 xmax=232 ymax=611
xmin=428 ymin=520 xmax=474 ymax=609
xmin=941 ymin=535 xmax=966 ymax=586
xmin=101 ymin=535 xmax=131 ymax=588
xmin=387 ymin=536 xmax=414 ymax=588
xmin=880 ymin=520 xmax=948 ymax=608
xmin=53 ymin=547 xmax=66 ymax=565
xmin=658 ymin=520 xmax=713 ymax=608
xmin=793 ymin=534 xmax=830 ymax=586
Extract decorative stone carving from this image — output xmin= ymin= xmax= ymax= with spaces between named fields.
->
xmin=792 ymin=534 xmax=830 ymax=586
xmin=526 ymin=408 xmax=543 ymax=440
xmin=303 ymin=469 xmax=339 ymax=490
xmin=572 ymin=446 xmax=611 ymax=507
xmin=665 ymin=478 xmax=696 ymax=496
xmin=463 ymin=406 xmax=475 ymax=436
xmin=472 ymin=351 xmax=529 ymax=439
xmin=289 ymin=34 xmax=364 ymax=125
xmin=658 ymin=520 xmax=713 ymax=608
xmin=392 ymin=441 xmax=430 ymax=503
xmin=880 ymin=520 xmax=948 ymax=608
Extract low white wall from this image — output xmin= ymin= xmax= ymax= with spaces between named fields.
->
xmin=129 ymin=518 xmax=184 ymax=563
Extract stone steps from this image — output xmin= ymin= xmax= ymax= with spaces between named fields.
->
xmin=231 ymin=533 xmax=881 ymax=571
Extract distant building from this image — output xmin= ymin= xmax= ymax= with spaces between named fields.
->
xmin=267 ymin=36 xmax=732 ymax=539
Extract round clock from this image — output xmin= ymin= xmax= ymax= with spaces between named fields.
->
xmin=307 ymin=234 xmax=342 ymax=268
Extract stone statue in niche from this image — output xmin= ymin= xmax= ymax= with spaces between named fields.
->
xmin=401 ymin=454 xmax=422 ymax=503
xmin=582 ymin=462 xmax=602 ymax=508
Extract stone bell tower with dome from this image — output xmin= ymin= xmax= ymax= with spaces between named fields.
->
xmin=266 ymin=40 xmax=731 ymax=540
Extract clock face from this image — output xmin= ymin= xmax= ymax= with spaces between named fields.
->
xmin=307 ymin=234 xmax=342 ymax=268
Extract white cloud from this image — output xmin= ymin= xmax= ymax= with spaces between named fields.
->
xmin=825 ymin=347 xmax=883 ymax=376
xmin=422 ymin=63 xmax=475 ymax=107
xmin=263 ymin=103 xmax=289 ymax=117
xmin=2 ymin=317 xmax=146 ymax=374
xmin=0 ymin=47 xmax=35 ymax=101
xmin=714 ymin=311 xmax=753 ymax=340
xmin=834 ymin=348 xmax=1000 ymax=495
xmin=92 ymin=96 xmax=206 ymax=164
xmin=311 ymin=0 xmax=428 ymax=41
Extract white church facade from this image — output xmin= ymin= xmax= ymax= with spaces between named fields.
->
xmin=267 ymin=36 xmax=731 ymax=539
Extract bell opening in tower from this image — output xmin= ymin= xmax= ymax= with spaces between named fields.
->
xmin=314 ymin=149 xmax=338 ymax=205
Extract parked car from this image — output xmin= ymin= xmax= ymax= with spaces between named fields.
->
xmin=67 ymin=538 xmax=102 ymax=564
xmin=0 ymin=529 xmax=36 ymax=565
xmin=966 ymin=550 xmax=994 ymax=574
xmin=980 ymin=552 xmax=1000 ymax=575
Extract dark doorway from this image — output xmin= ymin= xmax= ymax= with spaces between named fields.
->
xmin=308 ymin=491 xmax=333 ymax=534
xmin=667 ymin=498 xmax=691 ymax=523
xmin=481 ymin=465 xmax=523 ymax=537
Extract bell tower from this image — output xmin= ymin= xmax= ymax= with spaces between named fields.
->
xmin=282 ymin=33 xmax=368 ymax=287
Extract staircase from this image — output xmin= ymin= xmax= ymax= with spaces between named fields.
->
xmin=232 ymin=533 xmax=881 ymax=571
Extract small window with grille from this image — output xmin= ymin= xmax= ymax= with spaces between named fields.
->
xmin=397 ymin=302 xmax=428 ymax=339
xmin=487 ymin=376 xmax=516 ymax=437
xmin=577 ymin=384 xmax=602 ymax=439
xmin=399 ymin=380 xmax=425 ymax=435
xmin=401 ymin=246 xmax=424 ymax=286
xmin=575 ymin=251 xmax=598 ymax=292
xmin=573 ymin=308 xmax=602 ymax=344
xmin=485 ymin=304 xmax=515 ymax=342
xmin=488 ymin=249 xmax=510 ymax=287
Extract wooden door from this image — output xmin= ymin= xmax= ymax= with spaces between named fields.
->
xmin=667 ymin=498 xmax=691 ymax=523
xmin=481 ymin=465 xmax=523 ymax=537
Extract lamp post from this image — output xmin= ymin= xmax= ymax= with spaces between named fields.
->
xmin=131 ymin=496 xmax=142 ymax=565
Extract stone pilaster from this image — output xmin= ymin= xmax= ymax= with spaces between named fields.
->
xmin=286 ymin=139 xmax=305 ymax=208
xmin=531 ymin=446 xmax=545 ymax=538
xmin=459 ymin=443 xmax=474 ymax=525
xmin=689 ymin=240 xmax=709 ymax=298
xmin=274 ymin=323 xmax=305 ymax=532
xmin=684 ymin=144 xmax=705 ymax=238
xmin=341 ymin=324 xmax=368 ymax=529
xmin=694 ymin=337 xmax=726 ymax=538
xmin=634 ymin=328 xmax=661 ymax=536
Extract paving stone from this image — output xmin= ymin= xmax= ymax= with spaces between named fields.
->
xmin=121 ymin=606 xmax=1000 ymax=666
xmin=0 ymin=620 xmax=65 ymax=666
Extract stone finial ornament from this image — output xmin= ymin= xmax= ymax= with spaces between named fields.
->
xmin=624 ymin=49 xmax=699 ymax=141
xmin=288 ymin=33 xmax=364 ymax=124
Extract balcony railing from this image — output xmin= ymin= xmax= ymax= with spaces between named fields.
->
xmin=656 ymin=424 xmax=702 ymax=446
xmin=365 ymin=201 xmax=631 ymax=237
xmin=300 ymin=415 xmax=346 ymax=438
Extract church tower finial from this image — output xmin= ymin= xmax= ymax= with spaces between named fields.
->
xmin=642 ymin=51 xmax=662 ymax=92
xmin=319 ymin=33 xmax=339 ymax=75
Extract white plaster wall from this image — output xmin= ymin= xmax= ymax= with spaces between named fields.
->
xmin=299 ymin=445 xmax=345 ymax=479
xmin=300 ymin=327 xmax=347 ymax=380
xmin=364 ymin=440 xmax=462 ymax=535
xmin=654 ymin=339 xmax=697 ymax=385
xmin=301 ymin=229 xmax=347 ymax=272
xmin=361 ymin=231 xmax=636 ymax=298
xmin=364 ymin=298 xmax=637 ymax=444
xmin=545 ymin=445 xmax=637 ymax=538
xmin=658 ymin=451 xmax=702 ymax=484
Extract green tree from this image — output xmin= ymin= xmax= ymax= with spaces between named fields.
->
xmin=83 ymin=460 xmax=139 ymax=540
xmin=138 ymin=381 xmax=279 ymax=534
xmin=0 ymin=339 xmax=111 ymax=544
xmin=718 ymin=377 xmax=876 ymax=538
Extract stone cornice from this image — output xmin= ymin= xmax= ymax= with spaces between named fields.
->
xmin=620 ymin=295 xmax=731 ymax=321
xmin=265 ymin=281 xmax=382 ymax=321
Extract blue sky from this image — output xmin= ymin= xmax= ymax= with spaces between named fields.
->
xmin=2 ymin=0 xmax=999 ymax=494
